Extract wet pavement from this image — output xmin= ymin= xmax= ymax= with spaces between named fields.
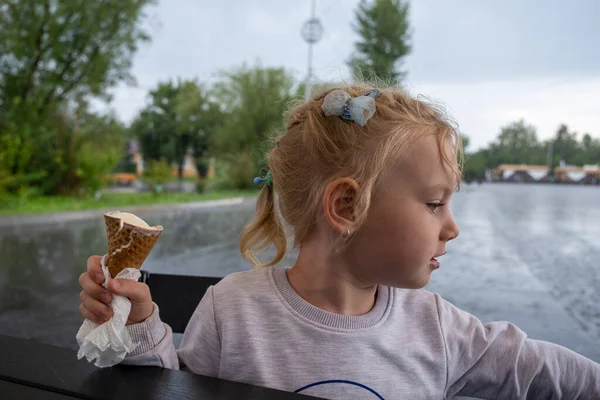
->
xmin=0 ymin=184 xmax=599 ymax=364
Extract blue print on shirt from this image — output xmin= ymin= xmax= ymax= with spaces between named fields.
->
xmin=294 ymin=380 xmax=384 ymax=399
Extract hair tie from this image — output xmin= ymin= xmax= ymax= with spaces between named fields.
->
xmin=253 ymin=171 xmax=273 ymax=188
xmin=321 ymin=89 xmax=381 ymax=127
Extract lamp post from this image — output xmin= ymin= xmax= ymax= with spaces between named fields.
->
xmin=301 ymin=0 xmax=323 ymax=102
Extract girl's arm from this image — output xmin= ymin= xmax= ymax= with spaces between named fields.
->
xmin=121 ymin=286 xmax=221 ymax=377
xmin=436 ymin=295 xmax=600 ymax=399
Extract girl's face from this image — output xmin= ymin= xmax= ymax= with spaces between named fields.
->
xmin=344 ymin=135 xmax=460 ymax=289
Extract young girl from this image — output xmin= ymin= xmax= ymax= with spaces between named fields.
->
xmin=78 ymin=84 xmax=600 ymax=399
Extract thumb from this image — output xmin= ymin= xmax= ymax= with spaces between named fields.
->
xmin=109 ymin=278 xmax=151 ymax=303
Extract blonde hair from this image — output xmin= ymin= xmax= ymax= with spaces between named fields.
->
xmin=240 ymin=83 xmax=463 ymax=267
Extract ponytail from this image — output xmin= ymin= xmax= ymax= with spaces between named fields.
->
xmin=240 ymin=184 xmax=288 ymax=268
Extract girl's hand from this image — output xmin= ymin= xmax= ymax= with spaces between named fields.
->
xmin=78 ymin=255 xmax=154 ymax=325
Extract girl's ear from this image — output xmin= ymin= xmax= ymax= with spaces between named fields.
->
xmin=322 ymin=177 xmax=359 ymax=235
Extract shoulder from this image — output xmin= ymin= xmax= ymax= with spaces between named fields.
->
xmin=391 ymin=288 xmax=486 ymax=332
xmin=210 ymin=267 xmax=277 ymax=309
xmin=389 ymin=287 xmax=445 ymax=325
xmin=392 ymin=287 xmax=440 ymax=307
xmin=213 ymin=266 xmax=272 ymax=293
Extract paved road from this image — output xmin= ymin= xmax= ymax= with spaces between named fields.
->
xmin=1 ymin=184 xmax=599 ymax=367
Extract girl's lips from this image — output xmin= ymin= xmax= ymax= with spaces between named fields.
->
xmin=430 ymin=258 xmax=440 ymax=269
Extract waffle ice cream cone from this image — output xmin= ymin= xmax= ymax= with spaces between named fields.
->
xmin=103 ymin=211 xmax=163 ymax=278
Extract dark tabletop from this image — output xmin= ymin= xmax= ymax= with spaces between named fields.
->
xmin=0 ymin=334 xmax=322 ymax=399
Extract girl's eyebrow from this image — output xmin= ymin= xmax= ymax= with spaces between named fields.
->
xmin=426 ymin=183 xmax=454 ymax=196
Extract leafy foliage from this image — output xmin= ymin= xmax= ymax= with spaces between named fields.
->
xmin=0 ymin=0 xmax=154 ymax=197
xmin=348 ymin=0 xmax=412 ymax=84
xmin=463 ymin=121 xmax=600 ymax=181
xmin=140 ymin=158 xmax=172 ymax=194
xmin=211 ymin=64 xmax=298 ymax=171
xmin=130 ymin=79 xmax=225 ymax=180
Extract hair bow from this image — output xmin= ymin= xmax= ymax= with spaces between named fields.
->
xmin=321 ymin=89 xmax=381 ymax=127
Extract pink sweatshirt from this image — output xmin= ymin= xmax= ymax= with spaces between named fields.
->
xmin=122 ymin=266 xmax=600 ymax=399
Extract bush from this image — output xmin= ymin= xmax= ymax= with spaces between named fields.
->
xmin=0 ymin=105 xmax=128 ymax=198
xmin=0 ymin=131 xmax=46 ymax=203
xmin=194 ymin=157 xmax=210 ymax=180
xmin=112 ymin=158 xmax=138 ymax=174
xmin=213 ymin=151 xmax=258 ymax=190
xmin=77 ymin=142 xmax=121 ymax=196
xmin=195 ymin=179 xmax=207 ymax=194
xmin=140 ymin=158 xmax=173 ymax=194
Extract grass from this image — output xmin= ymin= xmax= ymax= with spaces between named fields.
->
xmin=0 ymin=189 xmax=259 ymax=217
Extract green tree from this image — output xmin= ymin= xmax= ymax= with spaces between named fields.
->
xmin=580 ymin=133 xmax=600 ymax=165
xmin=0 ymin=132 xmax=44 ymax=201
xmin=549 ymin=124 xmax=580 ymax=167
xmin=212 ymin=65 xmax=298 ymax=172
xmin=129 ymin=80 xmax=180 ymax=179
xmin=487 ymin=119 xmax=546 ymax=166
xmin=0 ymin=0 xmax=155 ymax=196
xmin=140 ymin=158 xmax=172 ymax=195
xmin=463 ymin=150 xmax=488 ymax=182
xmin=175 ymin=80 xmax=225 ymax=179
xmin=456 ymin=120 xmax=599 ymax=182
xmin=0 ymin=0 xmax=154 ymax=114
xmin=147 ymin=81 xmax=179 ymax=166
xmin=131 ymin=79 xmax=226 ymax=181
xmin=130 ymin=107 xmax=175 ymax=164
xmin=348 ymin=0 xmax=412 ymax=84
xmin=582 ymin=133 xmax=593 ymax=154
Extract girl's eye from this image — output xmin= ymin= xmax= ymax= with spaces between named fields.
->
xmin=427 ymin=203 xmax=444 ymax=212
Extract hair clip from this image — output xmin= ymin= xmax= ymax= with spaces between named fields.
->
xmin=253 ymin=171 xmax=273 ymax=188
xmin=321 ymin=89 xmax=381 ymax=127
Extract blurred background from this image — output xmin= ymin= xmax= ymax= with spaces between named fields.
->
xmin=0 ymin=0 xmax=599 ymax=371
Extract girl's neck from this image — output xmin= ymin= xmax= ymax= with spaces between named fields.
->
xmin=287 ymin=239 xmax=378 ymax=316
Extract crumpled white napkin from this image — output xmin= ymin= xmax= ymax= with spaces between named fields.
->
xmin=76 ymin=254 xmax=140 ymax=368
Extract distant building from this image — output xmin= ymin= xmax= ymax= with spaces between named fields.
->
xmin=112 ymin=140 xmax=215 ymax=184
xmin=130 ymin=148 xmax=199 ymax=178
xmin=554 ymin=165 xmax=600 ymax=184
xmin=490 ymin=164 xmax=551 ymax=183
xmin=489 ymin=163 xmax=600 ymax=185
xmin=125 ymin=139 xmax=211 ymax=178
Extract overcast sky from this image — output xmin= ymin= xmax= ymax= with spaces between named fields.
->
xmin=99 ymin=0 xmax=600 ymax=151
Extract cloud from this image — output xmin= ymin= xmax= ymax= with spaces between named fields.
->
xmin=405 ymin=0 xmax=600 ymax=83
xmin=93 ymin=0 xmax=600 ymax=149
xmin=413 ymin=77 xmax=600 ymax=150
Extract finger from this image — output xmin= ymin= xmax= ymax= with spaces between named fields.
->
xmin=86 ymin=255 xmax=105 ymax=284
xmin=108 ymin=279 xmax=151 ymax=303
xmin=79 ymin=273 xmax=112 ymax=304
xmin=80 ymin=291 xmax=113 ymax=320
xmin=79 ymin=303 xmax=109 ymax=325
